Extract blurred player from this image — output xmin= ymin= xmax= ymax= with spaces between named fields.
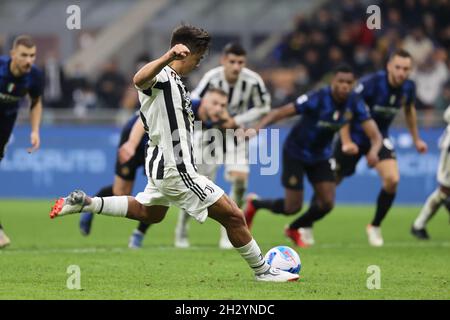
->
xmin=244 ymin=65 xmax=382 ymax=247
xmin=125 ymin=88 xmax=236 ymax=248
xmin=50 ymin=25 xmax=298 ymax=282
xmin=0 ymin=35 xmax=44 ymax=248
xmin=174 ymin=43 xmax=271 ymax=249
xmin=333 ymin=49 xmax=427 ymax=246
xmin=412 ymin=105 xmax=450 ymax=239
xmin=172 ymin=88 xmax=235 ymax=248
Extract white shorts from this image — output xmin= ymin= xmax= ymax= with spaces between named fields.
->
xmin=437 ymin=129 xmax=450 ymax=187
xmin=135 ymin=169 xmax=224 ymax=223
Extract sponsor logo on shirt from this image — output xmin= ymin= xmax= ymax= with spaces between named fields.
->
xmin=0 ymin=92 xmax=20 ymax=103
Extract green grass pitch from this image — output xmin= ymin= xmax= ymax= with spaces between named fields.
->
xmin=0 ymin=200 xmax=449 ymax=300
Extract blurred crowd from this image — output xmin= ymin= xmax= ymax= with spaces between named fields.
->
xmin=2 ymin=0 xmax=448 ymax=126
xmin=262 ymin=0 xmax=450 ymax=112
xmin=36 ymin=53 xmax=151 ymax=119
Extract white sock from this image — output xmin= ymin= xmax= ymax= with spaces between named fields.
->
xmin=236 ymin=238 xmax=270 ymax=275
xmin=229 ymin=179 xmax=247 ymax=208
xmin=414 ymin=189 xmax=446 ymax=229
xmin=85 ymin=196 xmax=128 ymax=217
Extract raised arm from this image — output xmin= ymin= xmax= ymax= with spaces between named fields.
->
xmin=133 ymin=44 xmax=190 ymax=90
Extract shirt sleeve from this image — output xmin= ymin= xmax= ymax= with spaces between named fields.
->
xmin=405 ymin=81 xmax=416 ymax=109
xmin=351 ymin=96 xmax=372 ymax=123
xmin=137 ymin=70 xmax=169 ymax=95
xmin=354 ymin=75 xmax=375 ymax=103
xmin=294 ymin=93 xmax=314 ymax=115
xmin=28 ymin=69 xmax=44 ymax=99
xmin=234 ymin=77 xmax=271 ymax=126
xmin=251 ymin=75 xmax=271 ymax=110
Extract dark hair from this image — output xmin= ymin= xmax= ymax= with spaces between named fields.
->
xmin=390 ymin=48 xmax=412 ymax=61
xmin=333 ymin=63 xmax=354 ymax=75
xmin=170 ymin=24 xmax=210 ymax=54
xmin=223 ymin=42 xmax=246 ymax=56
xmin=207 ymin=87 xmax=228 ymax=97
xmin=13 ymin=35 xmax=36 ymax=49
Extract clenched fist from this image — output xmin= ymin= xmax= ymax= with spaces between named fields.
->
xmin=167 ymin=44 xmax=190 ymax=61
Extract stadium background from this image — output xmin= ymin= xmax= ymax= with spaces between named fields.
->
xmin=1 ymin=0 xmax=449 ymax=205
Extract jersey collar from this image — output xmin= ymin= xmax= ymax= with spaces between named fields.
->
xmin=167 ymin=65 xmax=181 ymax=78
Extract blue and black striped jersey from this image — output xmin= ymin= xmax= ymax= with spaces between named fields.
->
xmin=285 ymin=86 xmax=371 ymax=163
xmin=350 ymin=70 xmax=416 ymax=147
xmin=0 ymin=55 xmax=43 ymax=115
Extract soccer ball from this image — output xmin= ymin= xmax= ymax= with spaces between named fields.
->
xmin=264 ymin=246 xmax=301 ymax=274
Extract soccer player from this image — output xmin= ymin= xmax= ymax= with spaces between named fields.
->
xmin=412 ymin=105 xmax=450 ymax=239
xmin=78 ymin=112 xmax=148 ymax=237
xmin=333 ymin=49 xmax=427 ymax=246
xmin=124 ymin=88 xmax=236 ymax=248
xmin=0 ymin=35 xmax=44 ymax=248
xmin=174 ymin=43 xmax=271 ymax=249
xmin=244 ymin=65 xmax=382 ymax=247
xmin=50 ymin=25 xmax=297 ymax=282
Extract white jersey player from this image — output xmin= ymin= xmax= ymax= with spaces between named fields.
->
xmin=126 ymin=88 xmax=238 ymax=248
xmin=176 ymin=43 xmax=271 ymax=249
xmin=49 ymin=25 xmax=297 ymax=282
xmin=412 ymin=105 xmax=450 ymax=239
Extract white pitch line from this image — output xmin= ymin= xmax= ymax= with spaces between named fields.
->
xmin=0 ymin=246 xmax=214 ymax=255
xmin=0 ymin=241 xmax=449 ymax=255
xmin=313 ymin=241 xmax=450 ymax=249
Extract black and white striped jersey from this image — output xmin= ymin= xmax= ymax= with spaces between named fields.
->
xmin=137 ymin=66 xmax=197 ymax=179
xmin=191 ymin=66 xmax=271 ymax=126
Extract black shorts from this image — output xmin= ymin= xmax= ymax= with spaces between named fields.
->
xmin=114 ymin=125 xmax=146 ymax=181
xmin=281 ymin=149 xmax=335 ymax=191
xmin=333 ymin=137 xmax=396 ymax=178
xmin=0 ymin=113 xmax=18 ymax=161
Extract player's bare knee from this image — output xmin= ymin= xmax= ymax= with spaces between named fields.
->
xmin=141 ymin=212 xmax=164 ymax=224
xmin=285 ymin=201 xmax=302 ymax=215
xmin=317 ymin=199 xmax=334 ymax=213
xmin=383 ymin=175 xmax=399 ymax=192
xmin=131 ymin=204 xmax=150 ymax=223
